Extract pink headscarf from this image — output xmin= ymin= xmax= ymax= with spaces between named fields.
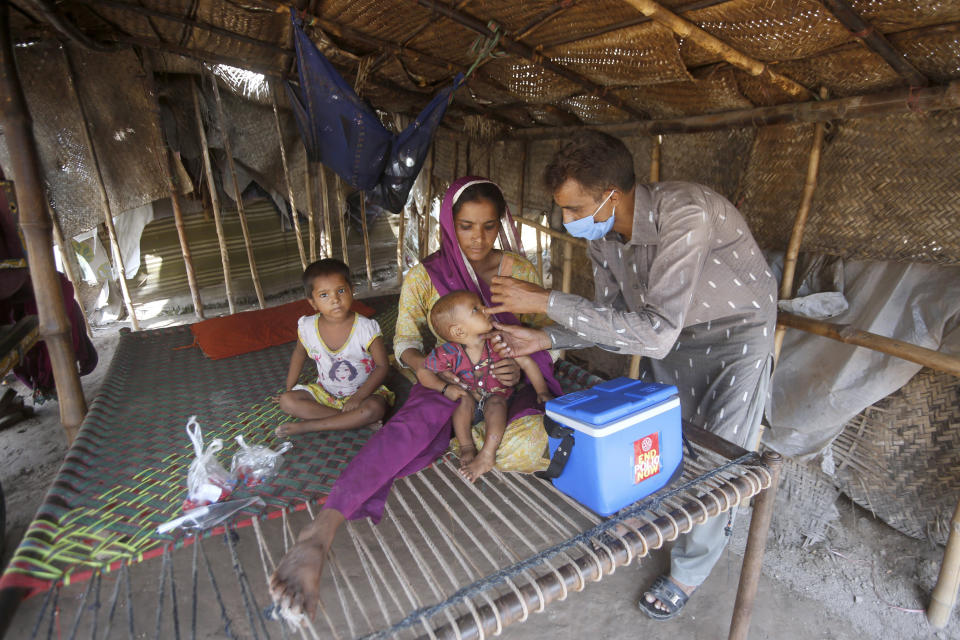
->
xmin=423 ymin=176 xmax=561 ymax=396
xmin=422 ymin=176 xmax=522 ymax=312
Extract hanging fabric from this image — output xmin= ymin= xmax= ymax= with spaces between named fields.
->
xmin=285 ymin=11 xmax=463 ymax=213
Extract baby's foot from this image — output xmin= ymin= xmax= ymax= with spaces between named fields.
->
xmin=460 ymin=449 xmax=495 ymax=483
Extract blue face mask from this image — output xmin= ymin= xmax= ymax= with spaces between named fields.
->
xmin=563 ymin=190 xmax=616 ymax=240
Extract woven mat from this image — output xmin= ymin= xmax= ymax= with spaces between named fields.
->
xmin=0 ymin=296 xmax=398 ymax=594
xmin=0 ymin=296 xmax=599 ymax=595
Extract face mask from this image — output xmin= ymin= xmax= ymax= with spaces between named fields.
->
xmin=563 ymin=190 xmax=616 ymax=240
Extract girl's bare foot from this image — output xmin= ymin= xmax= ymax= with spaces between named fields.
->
xmin=460 ymin=449 xmax=495 ymax=482
xmin=276 ymin=421 xmax=310 ymax=436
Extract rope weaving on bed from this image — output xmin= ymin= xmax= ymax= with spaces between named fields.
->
xmin=7 ymin=420 xmax=772 ymax=639
xmin=0 ymin=296 xmax=399 ymax=597
xmin=1 ymin=298 xmax=777 ymax=639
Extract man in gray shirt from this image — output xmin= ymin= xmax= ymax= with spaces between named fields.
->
xmin=487 ymin=130 xmax=775 ymax=620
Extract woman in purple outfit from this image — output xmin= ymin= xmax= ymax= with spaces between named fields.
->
xmin=269 ymin=177 xmax=560 ymax=620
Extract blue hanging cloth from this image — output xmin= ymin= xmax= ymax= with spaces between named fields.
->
xmin=286 ymin=12 xmax=463 ymax=213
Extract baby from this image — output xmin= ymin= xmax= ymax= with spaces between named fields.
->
xmin=276 ymin=259 xmax=394 ymax=435
xmin=423 ymin=290 xmax=552 ymax=482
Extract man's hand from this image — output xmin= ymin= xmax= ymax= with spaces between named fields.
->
xmin=489 ymin=358 xmax=521 ymax=387
xmin=486 ymin=276 xmax=550 ymax=316
xmin=486 ymin=322 xmax=552 ymax=358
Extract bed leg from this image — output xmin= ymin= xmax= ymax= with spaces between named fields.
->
xmin=728 ymin=450 xmax=782 ymax=640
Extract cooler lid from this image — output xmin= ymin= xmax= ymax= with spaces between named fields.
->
xmin=545 ymin=377 xmax=678 ymax=426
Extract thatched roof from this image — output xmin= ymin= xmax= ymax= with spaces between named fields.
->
xmin=8 ymin=0 xmax=960 ymax=133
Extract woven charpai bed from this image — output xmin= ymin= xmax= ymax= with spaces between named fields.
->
xmin=0 ymin=297 xmax=780 ymax=639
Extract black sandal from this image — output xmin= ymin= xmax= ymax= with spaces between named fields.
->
xmin=639 ymin=574 xmax=692 ymax=620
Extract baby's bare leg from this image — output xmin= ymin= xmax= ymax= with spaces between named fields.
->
xmin=452 ymin=396 xmax=477 ymax=467
xmin=460 ymin=395 xmax=507 ymax=483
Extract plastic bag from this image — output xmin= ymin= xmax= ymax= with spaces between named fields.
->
xmin=184 ymin=416 xmax=235 ymax=511
xmin=231 ymin=436 xmax=293 ymax=487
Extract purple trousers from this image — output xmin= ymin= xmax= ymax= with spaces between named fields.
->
xmin=322 ymin=382 xmax=542 ymax=523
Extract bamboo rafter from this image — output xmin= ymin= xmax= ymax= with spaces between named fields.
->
xmin=539 ymin=0 xmax=727 ymax=48
xmin=620 ymin=0 xmax=813 ymax=99
xmin=818 ymin=0 xmax=928 ymax=88
xmin=411 ymin=0 xmax=649 ymax=120
xmin=511 ymin=80 xmax=960 ymax=138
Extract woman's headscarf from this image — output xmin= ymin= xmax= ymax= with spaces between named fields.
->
xmin=423 ymin=176 xmax=561 ymax=396
xmin=422 ymin=176 xmax=522 ymax=309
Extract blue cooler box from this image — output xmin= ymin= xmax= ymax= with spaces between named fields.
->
xmin=543 ymin=377 xmax=683 ymax=516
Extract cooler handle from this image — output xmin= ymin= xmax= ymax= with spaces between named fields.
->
xmin=535 ymin=415 xmax=575 ymax=481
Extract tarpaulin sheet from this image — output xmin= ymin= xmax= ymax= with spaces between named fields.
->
xmin=765 ymin=258 xmax=960 ymax=459
xmin=285 ymin=11 xmax=461 ymax=213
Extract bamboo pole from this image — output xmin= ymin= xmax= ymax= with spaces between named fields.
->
xmin=336 ymin=177 xmax=350 ymax=268
xmin=649 ymin=134 xmax=662 ymax=182
xmin=397 ymin=204 xmax=406 ymax=288
xmin=512 ymin=80 xmax=960 ymax=139
xmin=621 ymin=0 xmax=812 ymax=99
xmin=141 ymin=54 xmax=204 ymax=320
xmin=776 ymin=312 xmax=960 ymax=377
xmin=0 ymin=12 xmax=87 ymax=441
xmin=62 ymin=47 xmax=140 ymax=331
xmin=630 ymin=134 xmax=663 ymax=379
xmin=452 ymin=141 xmax=459 ymax=181
xmin=270 ymin=83 xmax=306 ymax=270
xmin=517 ymin=142 xmax=539 ymax=278
xmin=48 ymin=206 xmax=92 ymax=339
xmin=774 ymin=110 xmax=827 ymax=364
xmin=319 ymin=165 xmax=333 ymax=258
xmin=359 ymin=194 xmax=374 ymax=288
xmin=536 ymin=214 xmax=545 ymax=284
xmin=928 ymin=499 xmax=960 ymax=628
xmin=728 ymin=451 xmax=783 ymax=640
xmin=421 ymin=144 xmax=435 ymax=258
xmin=191 ymin=79 xmax=235 ymax=314
xmin=209 ymin=68 xmax=265 ymax=309
xmin=514 ymin=217 xmax=588 ymax=249
xmin=305 ymin=161 xmax=317 ymax=261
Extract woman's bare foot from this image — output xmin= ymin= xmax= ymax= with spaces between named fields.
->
xmin=460 ymin=449 xmax=495 ymax=483
xmin=269 ymin=510 xmax=344 ymax=623
xmin=269 ymin=538 xmax=327 ymax=621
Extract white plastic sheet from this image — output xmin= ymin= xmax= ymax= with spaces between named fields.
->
xmin=765 ymin=259 xmax=960 ymax=459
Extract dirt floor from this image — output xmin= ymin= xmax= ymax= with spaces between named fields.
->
xmin=1 ymin=297 xmax=958 ymax=639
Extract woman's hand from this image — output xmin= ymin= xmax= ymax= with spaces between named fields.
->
xmin=444 ymin=385 xmax=470 ymax=402
xmin=487 ymin=322 xmax=552 ymax=358
xmin=486 ymin=276 xmax=550 ymax=315
xmin=489 ymin=358 xmax=521 ymax=387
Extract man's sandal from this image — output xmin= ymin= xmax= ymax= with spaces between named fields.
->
xmin=638 ymin=575 xmax=692 ymax=620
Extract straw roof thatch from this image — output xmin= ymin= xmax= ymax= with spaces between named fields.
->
xmin=6 ymin=0 xmax=959 ymax=132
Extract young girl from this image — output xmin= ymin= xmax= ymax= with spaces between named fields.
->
xmin=423 ymin=290 xmax=553 ymax=482
xmin=276 ymin=259 xmax=394 ymax=435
